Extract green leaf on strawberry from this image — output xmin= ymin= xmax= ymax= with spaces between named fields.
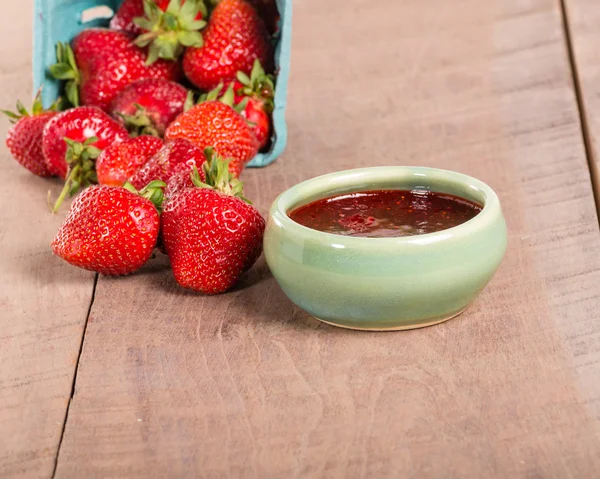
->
xmin=134 ymin=0 xmax=207 ymax=64
xmin=49 ymin=43 xmax=81 ymax=108
xmin=190 ymin=147 xmax=251 ymax=203
xmin=51 ymin=137 xmax=102 ymax=213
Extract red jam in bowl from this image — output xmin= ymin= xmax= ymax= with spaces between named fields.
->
xmin=288 ymin=189 xmax=483 ymax=238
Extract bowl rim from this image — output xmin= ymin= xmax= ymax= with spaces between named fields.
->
xmin=269 ymin=166 xmax=503 ymax=245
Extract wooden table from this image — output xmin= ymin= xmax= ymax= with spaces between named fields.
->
xmin=2 ymin=0 xmax=600 ymax=477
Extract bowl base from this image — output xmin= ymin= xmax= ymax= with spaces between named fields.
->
xmin=314 ymin=307 xmax=467 ymax=332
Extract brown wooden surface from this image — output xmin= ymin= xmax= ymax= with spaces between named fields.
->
xmin=564 ymin=0 xmax=600 ymax=207
xmin=0 ymin=3 xmax=97 ymax=478
xmin=3 ymin=0 xmax=600 ymax=477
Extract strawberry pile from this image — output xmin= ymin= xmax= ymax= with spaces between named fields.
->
xmin=3 ymin=0 xmax=279 ymax=293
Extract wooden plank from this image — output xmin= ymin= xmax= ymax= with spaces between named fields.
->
xmin=0 ymin=3 xmax=97 ymax=478
xmin=53 ymin=0 xmax=600 ymax=477
xmin=562 ymin=0 xmax=600 ymax=210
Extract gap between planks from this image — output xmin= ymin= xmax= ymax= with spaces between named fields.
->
xmin=51 ymin=274 xmax=99 ymax=478
xmin=559 ymin=0 xmax=600 ymax=222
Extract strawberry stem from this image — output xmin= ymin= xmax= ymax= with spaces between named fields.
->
xmin=50 ymin=137 xmax=101 ymax=212
xmin=50 ymin=165 xmax=80 ymax=213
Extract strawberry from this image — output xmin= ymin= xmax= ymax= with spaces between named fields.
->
xmin=128 ymin=138 xmax=206 ymax=190
xmin=42 ymin=107 xmax=128 ymax=179
xmin=233 ymin=59 xmax=275 ymax=149
xmin=165 ymin=100 xmax=258 ymax=177
xmin=42 ymin=107 xmax=128 ymax=211
xmin=109 ymin=0 xmax=146 ymax=34
xmin=238 ymin=97 xmax=270 ymax=150
xmin=161 ymin=148 xmax=265 ymax=294
xmin=110 ymin=79 xmax=189 ymax=137
xmin=96 ymin=136 xmax=164 ymax=187
xmin=183 ymin=0 xmax=273 ymax=91
xmin=49 ymin=29 xmax=182 ymax=111
xmin=2 ymin=92 xmax=59 ymax=177
xmin=51 ymin=181 xmax=165 ymax=276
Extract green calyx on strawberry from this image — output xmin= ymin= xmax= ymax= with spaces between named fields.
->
xmin=235 ymin=59 xmax=275 ymax=113
xmin=48 ymin=42 xmax=81 ymax=108
xmin=123 ymin=179 xmax=167 ymax=212
xmin=117 ymin=103 xmax=161 ymax=137
xmin=2 ymin=90 xmax=61 ymax=177
xmin=196 ymin=82 xmax=248 ymax=114
xmin=1 ymin=90 xmax=60 ymax=124
xmin=192 ymin=147 xmax=250 ymax=203
xmin=51 ymin=137 xmax=101 ymax=213
xmin=134 ymin=0 xmax=207 ymax=64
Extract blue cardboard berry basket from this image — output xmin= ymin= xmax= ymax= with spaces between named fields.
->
xmin=33 ymin=0 xmax=292 ymax=168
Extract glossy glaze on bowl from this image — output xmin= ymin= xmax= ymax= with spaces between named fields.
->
xmin=263 ymin=167 xmax=508 ymax=331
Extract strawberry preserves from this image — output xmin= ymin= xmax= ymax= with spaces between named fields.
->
xmin=288 ymin=189 xmax=482 ymax=238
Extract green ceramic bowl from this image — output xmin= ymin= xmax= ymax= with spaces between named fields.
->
xmin=263 ymin=166 xmax=507 ymax=331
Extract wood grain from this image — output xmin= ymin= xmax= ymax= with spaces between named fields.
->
xmin=0 ymin=3 xmax=96 ymax=478
xmin=20 ymin=0 xmax=600 ymax=477
xmin=562 ymin=0 xmax=600 ymax=209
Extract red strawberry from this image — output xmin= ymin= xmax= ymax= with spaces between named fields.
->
xmin=183 ymin=0 xmax=273 ymax=91
xmin=51 ymin=182 xmax=165 ymax=276
xmin=233 ymin=59 xmax=275 ymax=149
xmin=165 ymin=101 xmax=258 ymax=177
xmin=49 ymin=30 xmax=182 ymax=112
xmin=96 ymin=136 xmax=163 ymax=187
xmin=2 ymin=92 xmax=59 ymax=176
xmin=43 ymin=107 xmax=128 ymax=212
xmin=128 ymin=138 xmax=206 ymax=190
xmin=109 ymin=0 xmax=146 ymax=34
xmin=239 ymin=97 xmax=270 ymax=150
xmin=42 ymin=107 xmax=128 ymax=179
xmin=161 ymin=148 xmax=265 ymax=294
xmin=110 ymin=79 xmax=189 ymax=137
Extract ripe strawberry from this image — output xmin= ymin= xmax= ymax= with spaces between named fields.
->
xmin=43 ymin=107 xmax=128 ymax=211
xmin=165 ymin=101 xmax=258 ymax=177
xmin=43 ymin=107 xmax=128 ymax=179
xmin=2 ymin=92 xmax=59 ymax=177
xmin=233 ymin=59 xmax=275 ymax=149
xmin=183 ymin=0 xmax=273 ymax=91
xmin=49 ymin=29 xmax=182 ymax=112
xmin=161 ymin=148 xmax=265 ymax=294
xmin=96 ymin=136 xmax=163 ymax=187
xmin=128 ymin=138 xmax=206 ymax=190
xmin=51 ymin=182 xmax=165 ymax=276
xmin=109 ymin=0 xmax=146 ymax=34
xmin=110 ymin=79 xmax=189 ymax=137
